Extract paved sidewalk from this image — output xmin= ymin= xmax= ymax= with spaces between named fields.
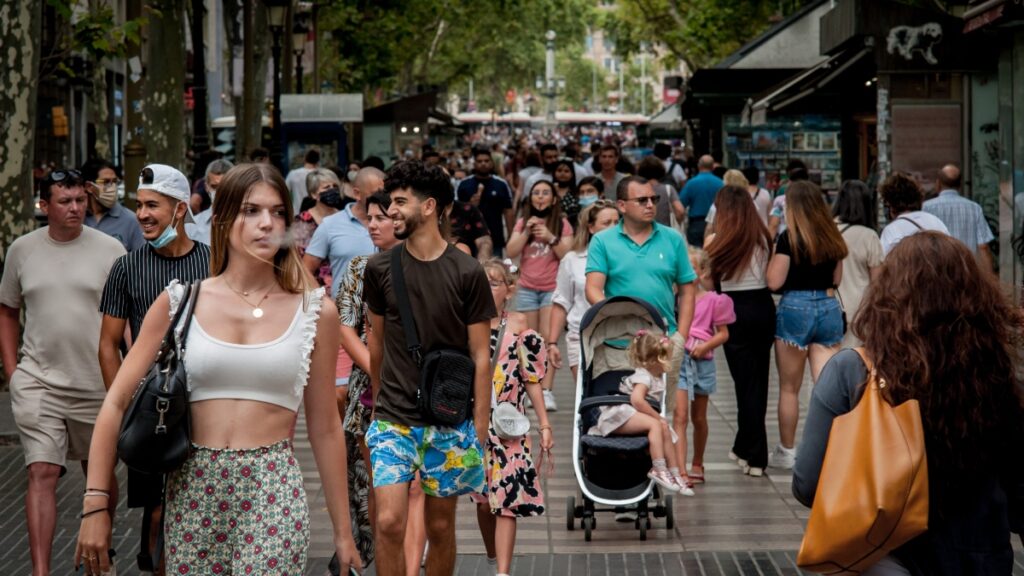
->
xmin=1 ymin=349 xmax=1022 ymax=574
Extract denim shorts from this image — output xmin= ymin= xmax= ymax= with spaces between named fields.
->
xmin=516 ymin=286 xmax=554 ymax=312
xmin=365 ymin=418 xmax=485 ymax=497
xmin=677 ymin=353 xmax=717 ymax=399
xmin=775 ymin=290 xmax=844 ymax=349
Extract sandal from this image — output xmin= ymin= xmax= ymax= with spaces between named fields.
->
xmin=689 ymin=465 xmax=705 ymax=484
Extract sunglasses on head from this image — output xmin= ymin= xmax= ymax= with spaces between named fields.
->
xmin=46 ymin=169 xmax=82 ymax=186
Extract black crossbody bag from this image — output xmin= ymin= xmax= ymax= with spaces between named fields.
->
xmin=390 ymin=247 xmax=476 ymax=426
xmin=117 ymin=282 xmax=200 ymax=473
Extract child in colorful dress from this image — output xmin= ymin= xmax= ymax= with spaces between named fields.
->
xmin=472 ymin=259 xmax=554 ymax=576
xmin=675 ymin=248 xmax=734 ymax=485
xmin=588 ymin=331 xmax=693 ymax=496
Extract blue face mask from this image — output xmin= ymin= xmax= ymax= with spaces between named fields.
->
xmin=578 ymin=195 xmax=598 ymax=207
xmin=148 ymin=206 xmax=180 ymax=249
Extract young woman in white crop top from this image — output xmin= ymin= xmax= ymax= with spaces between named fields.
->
xmin=77 ymin=164 xmax=361 ymax=576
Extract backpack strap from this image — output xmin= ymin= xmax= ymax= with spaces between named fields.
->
xmin=896 ymin=216 xmax=924 ymax=231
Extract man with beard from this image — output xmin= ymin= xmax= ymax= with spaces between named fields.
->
xmin=456 ymin=147 xmax=513 ymax=256
xmin=521 ymin=143 xmax=560 ymax=200
xmin=363 ymin=160 xmax=495 ymax=576
xmin=97 ymin=164 xmax=211 ymax=573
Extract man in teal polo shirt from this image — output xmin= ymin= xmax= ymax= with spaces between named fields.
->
xmin=585 ymin=176 xmax=696 ymax=410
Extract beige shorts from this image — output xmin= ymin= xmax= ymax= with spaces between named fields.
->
xmin=664 ymin=334 xmax=686 ymax=416
xmin=566 ymin=330 xmax=581 ymax=368
xmin=9 ymin=370 xmax=102 ymax=471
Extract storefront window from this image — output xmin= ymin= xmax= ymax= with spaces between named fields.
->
xmin=724 ymin=115 xmax=842 ymax=193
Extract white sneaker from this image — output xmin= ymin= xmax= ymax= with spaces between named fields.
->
xmin=542 ymin=389 xmax=558 ymax=411
xmin=769 ymin=444 xmax=796 ymax=469
xmin=743 ymin=465 xmax=765 ymax=477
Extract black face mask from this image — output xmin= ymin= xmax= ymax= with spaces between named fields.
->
xmin=530 ymin=206 xmax=552 ymax=218
xmin=319 ymin=187 xmax=344 ymax=209
xmin=544 ymin=162 xmax=558 ymax=174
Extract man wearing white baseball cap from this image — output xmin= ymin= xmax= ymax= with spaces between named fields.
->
xmin=98 ymin=163 xmax=211 ymax=572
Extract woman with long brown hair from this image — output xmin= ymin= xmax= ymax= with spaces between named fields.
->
xmin=703 ymin=185 xmax=775 ymax=477
xmin=506 ymin=179 xmax=573 ymax=409
xmin=766 ymin=181 xmax=848 ymax=470
xmin=794 ymin=232 xmax=1024 ymax=574
xmin=77 ymin=164 xmax=361 ymax=575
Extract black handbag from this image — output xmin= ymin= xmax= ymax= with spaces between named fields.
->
xmin=117 ymin=282 xmax=200 ymax=474
xmin=389 ymin=247 xmax=476 ymax=426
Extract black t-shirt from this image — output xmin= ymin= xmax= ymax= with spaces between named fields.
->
xmin=363 ymin=244 xmax=497 ymax=427
xmin=449 ymin=201 xmax=491 ymax=258
xmin=457 ymin=176 xmax=513 ymax=248
xmin=775 ymin=231 xmax=838 ymax=292
xmin=99 ymin=242 xmax=211 ymax=338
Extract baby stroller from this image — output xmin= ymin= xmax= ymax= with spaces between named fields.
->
xmin=567 ymin=296 xmax=674 ymax=541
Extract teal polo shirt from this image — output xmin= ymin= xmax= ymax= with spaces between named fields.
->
xmin=586 ymin=221 xmax=696 ymax=334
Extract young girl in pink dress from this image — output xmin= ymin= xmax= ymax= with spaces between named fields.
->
xmin=472 ymin=259 xmax=554 ymax=576
xmin=588 ymin=331 xmax=693 ymax=496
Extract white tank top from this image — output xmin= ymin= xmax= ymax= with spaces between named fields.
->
xmin=719 ymin=246 xmax=769 ymax=292
xmin=167 ymin=281 xmax=324 ymax=412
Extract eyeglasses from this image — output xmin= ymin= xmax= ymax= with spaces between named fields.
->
xmin=45 ymin=169 xmax=82 ymax=186
xmin=626 ymin=195 xmax=658 ymax=206
xmin=94 ymin=178 xmax=121 ymax=186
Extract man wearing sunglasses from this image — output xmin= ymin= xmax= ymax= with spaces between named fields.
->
xmin=82 ymin=159 xmax=145 ymax=252
xmin=585 ymin=175 xmax=697 ymax=418
xmin=0 ymin=168 xmax=126 ymax=575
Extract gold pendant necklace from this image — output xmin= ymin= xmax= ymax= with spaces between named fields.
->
xmin=223 ymin=277 xmax=274 ymax=319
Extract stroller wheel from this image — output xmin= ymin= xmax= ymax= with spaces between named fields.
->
xmin=639 ymin=521 xmax=647 ymax=541
xmin=583 ymin=516 xmax=594 ymax=541
xmin=664 ymin=495 xmax=674 ymax=530
xmin=566 ymin=496 xmax=576 ymax=531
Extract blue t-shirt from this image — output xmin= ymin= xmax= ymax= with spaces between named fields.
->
xmin=586 ymin=221 xmax=697 ymax=334
xmin=305 ymin=204 xmax=375 ymax=297
xmin=457 ymin=175 xmax=513 ymax=248
xmin=679 ymin=172 xmax=724 ymax=218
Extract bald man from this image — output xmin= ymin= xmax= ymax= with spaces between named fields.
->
xmin=923 ymin=164 xmax=994 ymax=271
xmin=679 ymin=155 xmax=724 ymax=247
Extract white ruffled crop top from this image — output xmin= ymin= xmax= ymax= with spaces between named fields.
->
xmin=166 ymin=280 xmax=324 ymax=413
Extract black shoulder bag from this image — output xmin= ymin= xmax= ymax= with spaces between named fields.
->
xmin=390 ymin=247 xmax=476 ymax=426
xmin=117 ymin=282 xmax=200 ymax=474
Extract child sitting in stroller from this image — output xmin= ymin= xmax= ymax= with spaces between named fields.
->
xmin=586 ymin=330 xmax=694 ymax=496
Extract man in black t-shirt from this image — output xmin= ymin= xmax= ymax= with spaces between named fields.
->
xmin=97 ymin=163 xmax=211 ymax=572
xmin=456 ymin=147 xmax=514 ymax=256
xmin=364 ymin=160 xmax=496 ymax=576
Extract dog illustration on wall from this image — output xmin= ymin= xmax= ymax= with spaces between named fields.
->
xmin=886 ymin=22 xmax=943 ymax=65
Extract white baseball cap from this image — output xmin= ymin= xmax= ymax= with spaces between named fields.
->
xmin=139 ymin=164 xmax=195 ymax=223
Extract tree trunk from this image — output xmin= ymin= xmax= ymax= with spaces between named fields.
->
xmin=143 ymin=0 xmax=186 ymax=170
xmin=0 ymin=1 xmax=42 ymax=263
xmin=239 ymin=2 xmax=269 ymax=162
xmin=91 ymin=64 xmax=111 ymax=160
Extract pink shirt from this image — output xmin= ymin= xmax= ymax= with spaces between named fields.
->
xmin=685 ymin=292 xmax=735 ymax=358
xmin=513 ymin=217 xmax=573 ymax=292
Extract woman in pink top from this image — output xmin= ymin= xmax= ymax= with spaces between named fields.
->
xmin=506 ymin=180 xmax=573 ymax=345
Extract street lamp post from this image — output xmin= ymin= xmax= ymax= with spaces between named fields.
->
xmin=292 ymin=6 xmax=310 ymax=94
xmin=191 ymin=0 xmax=209 ymax=157
xmin=544 ymin=29 xmax=556 ymax=128
xmin=265 ymin=0 xmax=288 ymax=173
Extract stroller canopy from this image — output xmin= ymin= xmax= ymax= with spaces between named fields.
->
xmin=578 ymin=296 xmax=667 ymax=378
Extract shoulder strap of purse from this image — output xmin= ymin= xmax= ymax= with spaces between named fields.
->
xmin=390 ymin=246 xmax=423 ymax=367
xmin=839 ymin=223 xmax=853 ymax=233
xmin=489 ymin=318 xmax=508 ymax=409
xmin=896 ymin=216 xmax=924 ymax=231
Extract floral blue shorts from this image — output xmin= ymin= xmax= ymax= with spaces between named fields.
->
xmin=365 ymin=418 xmax=485 ymax=497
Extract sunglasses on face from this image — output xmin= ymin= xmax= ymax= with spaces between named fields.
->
xmin=626 ymin=195 xmax=658 ymax=206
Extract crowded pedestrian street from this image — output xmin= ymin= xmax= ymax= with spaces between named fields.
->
xmin=4 ymin=1 xmax=1024 ymax=576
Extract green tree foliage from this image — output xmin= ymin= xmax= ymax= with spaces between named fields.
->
xmin=610 ymin=0 xmax=806 ymax=70
xmin=317 ymin=0 xmax=593 ymax=105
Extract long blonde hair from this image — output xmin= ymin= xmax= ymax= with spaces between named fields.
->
xmin=209 ymin=163 xmax=314 ymax=294
xmin=572 ymin=200 xmax=619 ymax=252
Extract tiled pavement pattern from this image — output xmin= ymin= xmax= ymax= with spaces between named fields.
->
xmin=1 ymin=351 xmax=1022 ymax=574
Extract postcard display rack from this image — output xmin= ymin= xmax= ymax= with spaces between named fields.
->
xmin=724 ymin=115 xmax=842 ymax=193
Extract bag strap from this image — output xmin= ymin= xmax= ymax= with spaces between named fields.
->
xmin=489 ymin=318 xmax=508 ymax=409
xmin=896 ymin=216 xmax=924 ymax=231
xmin=839 ymin=223 xmax=853 ymax=233
xmin=390 ymin=247 xmax=423 ymax=367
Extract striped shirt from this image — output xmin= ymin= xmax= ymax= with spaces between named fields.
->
xmin=922 ymin=189 xmax=994 ymax=254
xmin=99 ymin=242 xmax=211 ymax=338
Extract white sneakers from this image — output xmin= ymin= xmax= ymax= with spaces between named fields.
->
xmin=730 ymin=449 xmax=765 ymax=476
xmin=542 ymin=389 xmax=558 ymax=411
xmin=769 ymin=444 xmax=797 ymax=470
